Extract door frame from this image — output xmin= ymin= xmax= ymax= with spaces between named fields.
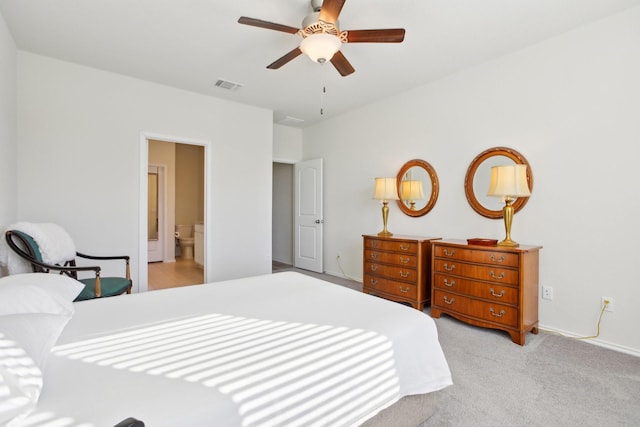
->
xmin=139 ymin=132 xmax=212 ymax=293
xmin=147 ymin=164 xmax=166 ymax=263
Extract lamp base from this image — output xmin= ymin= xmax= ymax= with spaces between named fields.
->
xmin=497 ymin=238 xmax=519 ymax=247
xmin=377 ymin=231 xmax=393 ymax=237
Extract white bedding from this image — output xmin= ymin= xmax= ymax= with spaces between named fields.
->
xmin=18 ymin=272 xmax=452 ymax=427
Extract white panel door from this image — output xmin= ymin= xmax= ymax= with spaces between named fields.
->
xmin=294 ymin=158 xmax=323 ymax=273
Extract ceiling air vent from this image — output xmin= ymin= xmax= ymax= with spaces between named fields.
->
xmin=277 ymin=116 xmax=305 ymax=126
xmin=214 ymin=79 xmax=243 ymax=90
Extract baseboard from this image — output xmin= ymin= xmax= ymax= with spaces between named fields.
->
xmin=322 ymin=268 xmax=362 ymax=283
xmin=538 ymin=324 xmax=640 ymax=357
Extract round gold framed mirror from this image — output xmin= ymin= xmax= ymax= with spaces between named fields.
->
xmin=464 ymin=147 xmax=533 ymax=219
xmin=396 ymin=159 xmax=439 ymax=217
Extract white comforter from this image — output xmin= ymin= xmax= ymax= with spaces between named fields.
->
xmin=24 ymin=272 xmax=452 ymax=427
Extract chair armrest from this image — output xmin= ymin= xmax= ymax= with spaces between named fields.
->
xmin=8 ymin=246 xmax=101 ymax=275
xmin=76 ymin=252 xmax=131 ymax=281
xmin=76 ymin=252 xmax=130 ymax=261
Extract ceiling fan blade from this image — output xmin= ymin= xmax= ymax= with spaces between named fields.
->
xmin=318 ymin=0 xmax=346 ymax=24
xmin=345 ymin=29 xmax=406 ymax=43
xmin=267 ymin=47 xmax=303 ymax=69
xmin=238 ymin=16 xmax=300 ymax=34
xmin=330 ymin=51 xmax=355 ymax=76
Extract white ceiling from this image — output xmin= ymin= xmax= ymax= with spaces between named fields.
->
xmin=2 ymin=0 xmax=639 ymax=128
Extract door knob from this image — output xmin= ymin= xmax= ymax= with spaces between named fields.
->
xmin=315 ymin=219 xmax=324 ymax=224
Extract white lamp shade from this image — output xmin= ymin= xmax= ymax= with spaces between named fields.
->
xmin=400 ymin=180 xmax=425 ymax=200
xmin=300 ymin=33 xmax=342 ymax=63
xmin=373 ymin=177 xmax=399 ymax=201
xmin=487 ymin=164 xmax=531 ymax=197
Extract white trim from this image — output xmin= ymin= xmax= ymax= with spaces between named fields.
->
xmin=139 ymin=132 xmax=212 ymax=293
xmin=538 ymin=324 xmax=640 ymax=357
xmin=272 ymin=157 xmax=297 ymax=164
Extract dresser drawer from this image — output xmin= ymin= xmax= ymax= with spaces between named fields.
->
xmin=364 ymin=238 xmax=417 ymax=254
xmin=433 ymin=273 xmax=518 ymax=305
xmin=433 ymin=259 xmax=518 ymax=285
xmin=433 ymin=289 xmax=517 ymax=327
xmin=434 ymin=245 xmax=519 ymax=268
xmin=365 ymin=261 xmax=417 ymax=282
xmin=363 ymin=274 xmax=417 ymax=299
xmin=364 ymin=249 xmax=417 ymax=267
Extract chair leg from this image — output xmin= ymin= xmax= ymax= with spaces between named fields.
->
xmin=95 ymin=274 xmax=102 ymax=298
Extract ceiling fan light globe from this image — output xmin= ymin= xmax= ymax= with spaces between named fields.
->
xmin=300 ymin=33 xmax=342 ymax=63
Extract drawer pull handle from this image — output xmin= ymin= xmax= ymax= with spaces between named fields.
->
xmin=399 ymin=244 xmax=410 ymax=251
xmin=369 ymin=278 xmax=378 ymax=285
xmin=443 ymin=279 xmax=455 ymax=287
xmin=370 ymin=253 xmax=378 ymax=259
xmin=370 ymin=265 xmax=378 ymax=272
xmin=490 ymin=271 xmax=505 ymax=279
xmin=399 ymin=286 xmax=410 ymax=293
xmin=489 ymin=307 xmax=506 ymax=318
xmin=443 ymin=296 xmax=455 ymax=305
xmin=399 ymin=270 xmax=410 ymax=278
xmin=490 ymin=288 xmax=506 ymax=298
xmin=372 ymin=241 xmax=379 ymax=247
xmin=399 ymin=256 xmax=410 ymax=264
xmin=443 ymin=249 xmax=456 ymax=257
xmin=443 ymin=263 xmax=455 ymax=272
xmin=490 ymin=254 xmax=506 ymax=263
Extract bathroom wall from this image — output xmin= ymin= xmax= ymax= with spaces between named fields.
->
xmin=148 ymin=139 xmax=176 ymax=261
xmin=175 ymin=143 xmax=204 ymax=229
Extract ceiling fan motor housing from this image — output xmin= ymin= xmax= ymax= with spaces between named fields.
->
xmin=302 ymin=12 xmax=340 ymax=34
xmin=311 ymin=0 xmax=323 ymax=13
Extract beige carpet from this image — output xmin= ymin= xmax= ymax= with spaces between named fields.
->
xmin=423 ymin=310 xmax=640 ymax=426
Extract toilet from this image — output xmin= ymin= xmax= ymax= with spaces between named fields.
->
xmin=175 ymin=224 xmax=194 ymax=259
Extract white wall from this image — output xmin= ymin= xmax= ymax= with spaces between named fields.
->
xmin=303 ymin=7 xmax=640 ymax=354
xmin=16 ymin=52 xmax=273 ymax=288
xmin=0 ymin=11 xmax=17 ymax=240
xmin=273 ymin=124 xmax=303 ymax=163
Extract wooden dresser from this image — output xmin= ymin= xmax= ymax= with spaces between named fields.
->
xmin=431 ymin=239 xmax=542 ymax=345
xmin=363 ymin=234 xmax=440 ymax=310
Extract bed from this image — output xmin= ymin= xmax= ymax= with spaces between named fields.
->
xmin=1 ymin=271 xmax=452 ymax=426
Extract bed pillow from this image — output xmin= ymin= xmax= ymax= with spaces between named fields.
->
xmin=0 ymin=311 xmax=71 ymax=426
xmin=0 ymin=273 xmax=85 ymax=315
xmin=0 ymin=331 xmax=44 ymax=426
xmin=0 ymin=312 xmax=72 ymax=369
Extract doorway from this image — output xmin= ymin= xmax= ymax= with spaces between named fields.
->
xmin=139 ymin=133 xmax=211 ymax=293
xmin=272 ymin=159 xmax=324 ymax=273
xmin=272 ymin=162 xmax=294 ymax=267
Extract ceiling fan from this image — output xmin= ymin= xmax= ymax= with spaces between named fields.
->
xmin=238 ymin=0 xmax=405 ymax=77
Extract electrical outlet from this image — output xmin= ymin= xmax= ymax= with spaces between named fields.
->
xmin=601 ymin=297 xmax=614 ymax=312
xmin=542 ymin=286 xmax=553 ymax=300
xmin=337 ymin=251 xmax=342 ymax=258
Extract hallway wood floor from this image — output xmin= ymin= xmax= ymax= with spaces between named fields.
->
xmin=148 ymin=257 xmax=204 ymax=291
xmin=148 ymin=260 xmax=361 ymax=291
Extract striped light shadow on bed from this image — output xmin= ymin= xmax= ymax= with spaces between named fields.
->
xmin=51 ymin=314 xmax=402 ymax=426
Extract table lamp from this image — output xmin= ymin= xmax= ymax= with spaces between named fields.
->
xmin=373 ymin=177 xmax=399 ymax=237
xmin=487 ymin=164 xmax=531 ymax=247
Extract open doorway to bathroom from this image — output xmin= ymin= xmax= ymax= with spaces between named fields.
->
xmin=147 ymin=139 xmax=205 ymax=290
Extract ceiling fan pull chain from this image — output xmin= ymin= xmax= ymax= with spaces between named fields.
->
xmin=320 ymin=85 xmax=326 ymax=115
